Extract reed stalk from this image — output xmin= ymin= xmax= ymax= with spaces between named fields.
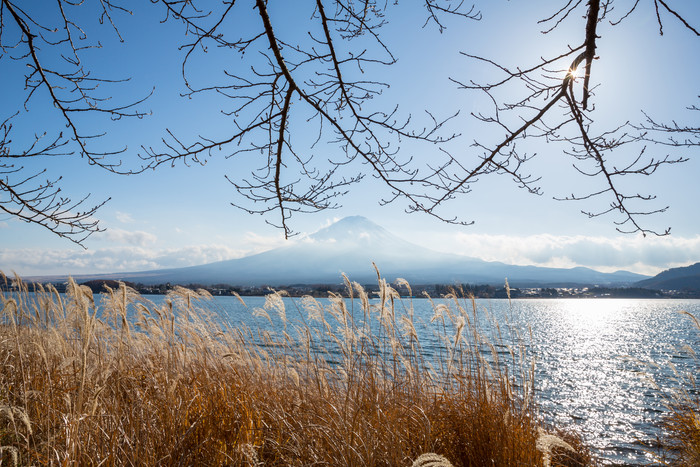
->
xmin=0 ymin=273 xmax=592 ymax=466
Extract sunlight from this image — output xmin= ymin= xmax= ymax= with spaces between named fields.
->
xmin=562 ymin=298 xmax=624 ymax=331
xmin=566 ymin=65 xmax=583 ymax=81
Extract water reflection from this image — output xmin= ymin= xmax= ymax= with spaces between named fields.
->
xmin=101 ymin=293 xmax=699 ymax=465
xmin=511 ymin=299 xmax=699 ymax=465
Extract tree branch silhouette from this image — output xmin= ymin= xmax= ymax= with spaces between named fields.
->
xmin=441 ymin=0 xmax=694 ymax=236
xmin=142 ymin=0 xmax=479 ymax=237
xmin=3 ymin=0 xmax=697 ymax=242
xmin=0 ymin=0 xmax=151 ymax=246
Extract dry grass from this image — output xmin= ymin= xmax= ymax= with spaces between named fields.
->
xmin=662 ymin=401 xmax=700 ymax=466
xmin=0 ymin=272 xmax=592 ymax=466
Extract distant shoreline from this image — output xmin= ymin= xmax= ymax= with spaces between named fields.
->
xmin=3 ymin=278 xmax=699 ymax=299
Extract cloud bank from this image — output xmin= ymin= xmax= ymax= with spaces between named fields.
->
xmin=1 ymin=245 xmax=247 ymax=277
xmin=1 ymin=230 xmax=286 ymax=277
xmin=443 ymin=233 xmax=700 ymax=275
xmin=2 ymin=230 xmax=698 ymax=278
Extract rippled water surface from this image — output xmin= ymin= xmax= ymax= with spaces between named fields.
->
xmin=180 ymin=295 xmax=698 ymax=466
xmin=22 ymin=291 xmax=694 ymax=466
xmin=504 ymin=299 xmax=700 ymax=465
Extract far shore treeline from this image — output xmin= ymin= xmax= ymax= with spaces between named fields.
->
xmin=2 ymin=278 xmax=696 ymax=299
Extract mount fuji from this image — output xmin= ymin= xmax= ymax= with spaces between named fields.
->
xmin=48 ymin=216 xmax=648 ymax=287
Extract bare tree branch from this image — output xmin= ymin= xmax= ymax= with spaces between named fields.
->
xmin=438 ymin=0 xmax=694 ymax=236
xmin=3 ymin=0 xmax=696 ymax=242
xmin=0 ymin=0 xmax=151 ymax=245
xmin=143 ymin=0 xmax=479 ymax=236
xmin=0 ymin=116 xmax=109 ymax=246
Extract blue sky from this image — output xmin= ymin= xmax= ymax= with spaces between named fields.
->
xmin=2 ymin=1 xmax=699 ymax=278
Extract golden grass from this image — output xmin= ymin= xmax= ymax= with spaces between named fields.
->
xmin=0 ymin=272 xmax=592 ymax=466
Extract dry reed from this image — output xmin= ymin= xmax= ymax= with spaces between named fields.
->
xmin=0 ymin=272 xmax=592 ymax=466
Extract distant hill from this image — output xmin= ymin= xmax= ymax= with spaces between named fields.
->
xmin=636 ymin=262 xmax=700 ymax=292
xmin=29 ymin=216 xmax=649 ymax=287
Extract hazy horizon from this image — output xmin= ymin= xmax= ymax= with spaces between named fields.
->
xmin=9 ymin=216 xmax=687 ymax=285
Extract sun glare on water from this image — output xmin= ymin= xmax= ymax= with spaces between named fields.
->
xmin=563 ymin=298 xmax=624 ymax=330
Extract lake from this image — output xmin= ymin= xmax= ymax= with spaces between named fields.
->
xmin=145 ymin=294 xmax=698 ymax=466
xmin=8 ymin=290 xmax=698 ymax=465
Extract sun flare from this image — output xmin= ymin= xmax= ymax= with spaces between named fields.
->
xmin=567 ymin=66 xmax=583 ymax=80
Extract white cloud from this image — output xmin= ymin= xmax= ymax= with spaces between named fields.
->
xmin=151 ymin=245 xmax=248 ymax=269
xmin=318 ymin=216 xmax=342 ymax=229
xmin=115 ymin=211 xmax=134 ymax=224
xmin=439 ymin=233 xmax=700 ymax=275
xmin=3 ymin=231 xmax=699 ymax=278
xmin=0 ymin=227 xmax=296 ymax=277
xmin=97 ymin=228 xmax=158 ymax=247
xmin=241 ymin=231 xmax=289 ymax=250
xmin=0 ymin=243 xmax=253 ymax=277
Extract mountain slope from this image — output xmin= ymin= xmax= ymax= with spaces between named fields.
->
xmin=49 ymin=216 xmax=648 ymax=287
xmin=636 ymin=262 xmax=700 ymax=291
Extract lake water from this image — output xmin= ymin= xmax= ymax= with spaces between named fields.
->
xmin=164 ymin=295 xmax=699 ymax=466
xmin=505 ymin=299 xmax=699 ymax=465
xmin=7 ymin=291 xmax=699 ymax=465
